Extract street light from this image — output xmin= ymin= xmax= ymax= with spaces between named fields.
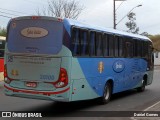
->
xmin=116 ymin=4 xmax=142 ymax=27
xmin=113 ymin=0 xmax=126 ymax=29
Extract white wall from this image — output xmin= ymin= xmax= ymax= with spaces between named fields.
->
xmin=0 ymin=72 xmax=4 ymax=81
xmin=154 ymin=52 xmax=160 ymax=65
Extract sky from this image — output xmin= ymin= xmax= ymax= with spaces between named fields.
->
xmin=0 ymin=0 xmax=160 ymax=35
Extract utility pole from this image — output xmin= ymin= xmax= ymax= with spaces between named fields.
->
xmin=113 ymin=0 xmax=116 ymax=29
xmin=113 ymin=0 xmax=126 ymax=29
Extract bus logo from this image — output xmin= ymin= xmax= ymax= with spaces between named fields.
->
xmin=8 ymin=56 xmax=13 ymax=62
xmin=113 ymin=60 xmax=125 ymax=73
xmin=98 ymin=61 xmax=104 ymax=74
xmin=21 ymin=27 xmax=48 ymax=38
xmin=11 ymin=69 xmax=19 ymax=76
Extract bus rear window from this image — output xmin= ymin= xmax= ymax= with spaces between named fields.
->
xmin=7 ymin=18 xmax=63 ymax=55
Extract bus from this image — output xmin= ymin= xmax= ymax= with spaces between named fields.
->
xmin=0 ymin=36 xmax=5 ymax=80
xmin=4 ymin=16 xmax=154 ymax=104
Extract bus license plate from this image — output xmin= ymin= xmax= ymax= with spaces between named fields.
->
xmin=26 ymin=82 xmax=37 ymax=88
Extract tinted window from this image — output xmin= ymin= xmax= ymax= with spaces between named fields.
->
xmin=96 ymin=32 xmax=103 ymax=56
xmin=126 ymin=42 xmax=133 ymax=57
xmin=80 ymin=30 xmax=89 ymax=56
xmin=8 ymin=19 xmax=63 ymax=54
xmin=108 ymin=34 xmax=114 ymax=56
xmin=114 ymin=36 xmax=124 ymax=57
xmin=114 ymin=36 xmax=119 ymax=57
xmin=71 ymin=27 xmax=89 ymax=56
xmin=103 ymin=34 xmax=109 ymax=57
xmin=134 ymin=39 xmax=138 ymax=57
xmin=119 ymin=37 xmax=124 ymax=57
xmin=89 ymin=31 xmax=96 ymax=56
xmin=72 ymin=28 xmax=80 ymax=56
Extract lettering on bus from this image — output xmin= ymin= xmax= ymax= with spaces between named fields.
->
xmin=26 ymin=47 xmax=39 ymax=53
xmin=21 ymin=27 xmax=48 ymax=38
xmin=40 ymin=74 xmax=55 ymax=80
xmin=115 ymin=63 xmax=123 ymax=69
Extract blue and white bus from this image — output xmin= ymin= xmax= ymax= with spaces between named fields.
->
xmin=4 ymin=16 xmax=154 ymax=104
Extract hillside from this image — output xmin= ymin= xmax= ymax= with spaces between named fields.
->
xmin=149 ymin=35 xmax=160 ymax=51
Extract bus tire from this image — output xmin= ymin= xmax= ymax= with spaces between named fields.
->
xmin=99 ymin=82 xmax=112 ymax=104
xmin=137 ymin=79 xmax=146 ymax=92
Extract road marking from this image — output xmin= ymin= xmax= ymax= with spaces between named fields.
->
xmin=130 ymin=117 xmax=137 ymax=120
xmin=143 ymin=100 xmax=160 ymax=111
xmin=130 ymin=100 xmax=160 ymax=120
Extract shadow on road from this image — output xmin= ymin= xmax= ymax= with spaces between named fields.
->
xmin=111 ymin=89 xmax=138 ymax=101
xmin=17 ymin=89 xmax=142 ymax=117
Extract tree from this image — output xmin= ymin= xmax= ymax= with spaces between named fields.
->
xmin=140 ymin=32 xmax=149 ymax=37
xmin=0 ymin=27 xmax=7 ymax=37
xmin=36 ymin=0 xmax=84 ymax=19
xmin=125 ymin=12 xmax=139 ymax=34
xmin=149 ymin=34 xmax=160 ymax=51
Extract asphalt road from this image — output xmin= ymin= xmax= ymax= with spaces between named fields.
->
xmin=0 ymin=67 xmax=160 ymax=120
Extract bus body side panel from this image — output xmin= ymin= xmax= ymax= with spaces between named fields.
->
xmin=75 ymin=58 xmax=148 ymax=97
xmin=146 ymin=71 xmax=154 ymax=85
xmin=70 ymin=58 xmax=99 ymax=101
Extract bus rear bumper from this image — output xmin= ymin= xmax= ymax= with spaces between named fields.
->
xmin=4 ymin=84 xmax=70 ymax=102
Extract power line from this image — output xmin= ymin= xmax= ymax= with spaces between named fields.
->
xmin=0 ymin=7 xmax=29 ymax=15
xmin=0 ymin=14 xmax=12 ymax=18
xmin=24 ymin=0 xmax=48 ymax=5
xmin=0 ymin=11 xmax=19 ymax=17
xmin=116 ymin=1 xmax=125 ymax=12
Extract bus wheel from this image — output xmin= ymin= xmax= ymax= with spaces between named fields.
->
xmin=99 ymin=82 xmax=112 ymax=104
xmin=137 ymin=79 xmax=146 ymax=92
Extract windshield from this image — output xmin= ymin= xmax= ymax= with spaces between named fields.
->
xmin=7 ymin=18 xmax=63 ymax=55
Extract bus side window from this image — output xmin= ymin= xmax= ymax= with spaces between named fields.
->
xmin=135 ymin=40 xmax=142 ymax=57
xmin=80 ymin=30 xmax=89 ymax=56
xmin=142 ymin=41 xmax=146 ymax=58
xmin=125 ymin=42 xmax=133 ymax=58
xmin=114 ymin=36 xmax=119 ymax=57
xmin=142 ymin=40 xmax=148 ymax=58
xmin=96 ymin=32 xmax=103 ymax=56
xmin=108 ymin=34 xmax=114 ymax=57
xmin=134 ymin=39 xmax=138 ymax=57
xmin=114 ymin=36 xmax=124 ymax=57
xmin=138 ymin=40 xmax=142 ymax=57
xmin=103 ymin=34 xmax=109 ymax=57
xmin=89 ymin=31 xmax=96 ymax=56
xmin=72 ymin=28 xmax=81 ymax=56
xmin=119 ymin=37 xmax=124 ymax=57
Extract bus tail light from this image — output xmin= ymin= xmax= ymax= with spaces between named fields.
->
xmin=4 ymin=64 xmax=7 ymax=78
xmin=31 ymin=16 xmax=41 ymax=20
xmin=54 ymin=68 xmax=68 ymax=88
xmin=4 ymin=65 xmax=11 ymax=84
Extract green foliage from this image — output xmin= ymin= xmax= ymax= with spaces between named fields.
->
xmin=149 ymin=34 xmax=160 ymax=51
xmin=140 ymin=32 xmax=149 ymax=37
xmin=0 ymin=27 xmax=7 ymax=37
xmin=125 ymin=12 xmax=139 ymax=34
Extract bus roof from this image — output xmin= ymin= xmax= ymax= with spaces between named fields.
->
xmin=0 ymin=36 xmax=6 ymax=41
xmin=64 ymin=18 xmax=151 ymax=41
